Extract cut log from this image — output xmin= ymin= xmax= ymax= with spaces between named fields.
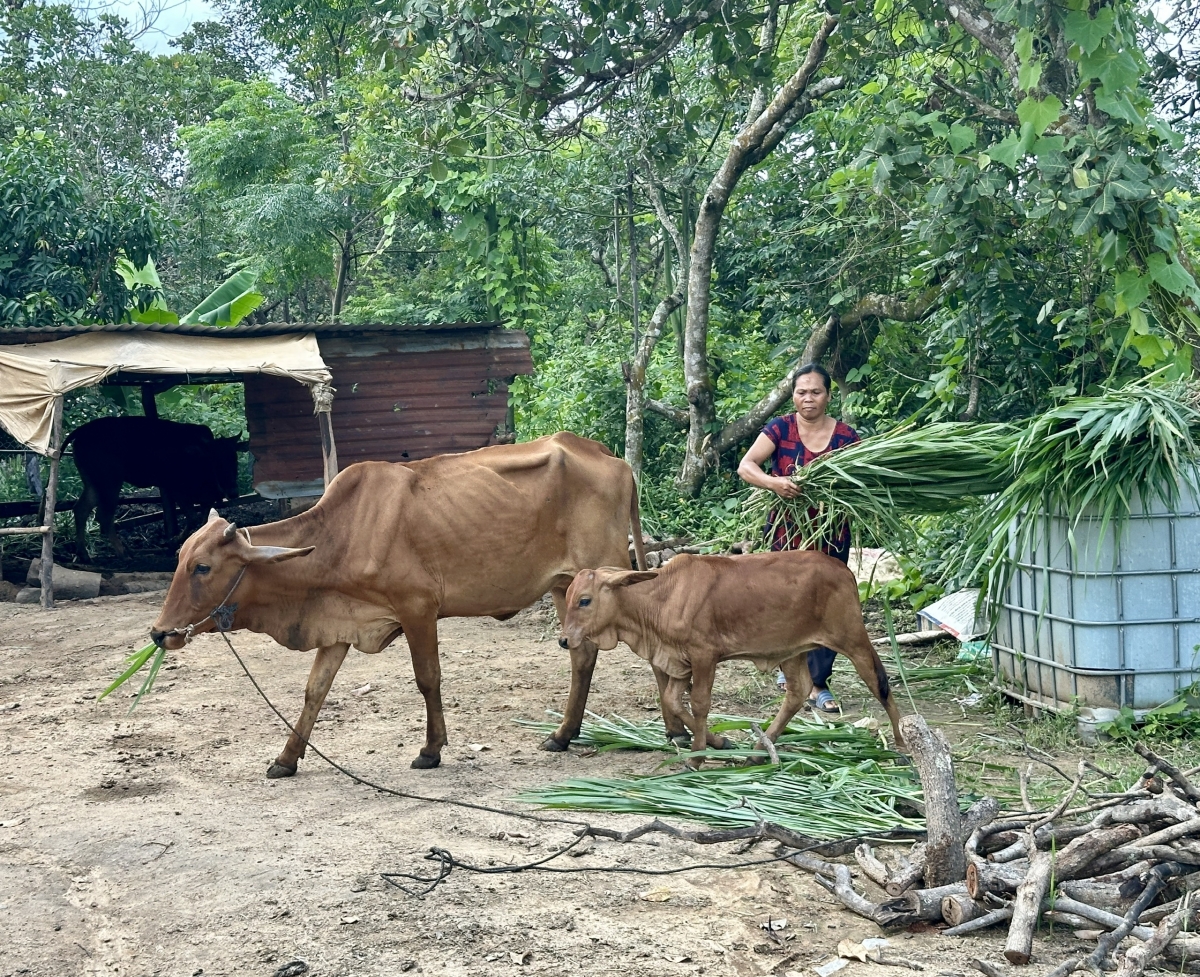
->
xmin=1043 ymin=910 xmax=1096 ymax=930
xmin=899 ymin=715 xmax=964 ymax=886
xmin=1058 ymin=879 xmax=1139 ymax=911
xmin=967 ymin=857 xmax=1028 ymax=899
xmin=942 ymin=893 xmax=986 ymax=927
xmin=886 ymin=843 xmax=927 ymax=896
xmin=1005 ymin=845 xmax=1054 ymax=964
xmin=897 ymin=882 xmax=968 ymax=921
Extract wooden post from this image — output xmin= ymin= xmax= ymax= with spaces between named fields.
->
xmin=40 ymin=395 xmax=63 ymax=610
xmin=140 ymin=384 xmax=159 ymax=420
xmin=311 ymin=383 xmax=338 ymax=489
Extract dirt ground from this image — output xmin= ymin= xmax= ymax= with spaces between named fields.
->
xmin=0 ymin=590 xmax=1072 ymax=977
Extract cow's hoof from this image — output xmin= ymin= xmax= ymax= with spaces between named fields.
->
xmin=717 ymin=736 xmax=736 ymax=751
xmin=667 ymin=733 xmax=692 ymax=749
xmin=266 ymin=761 xmax=297 ymax=779
xmin=540 ymin=735 xmax=572 ymax=752
xmin=411 ymin=753 xmax=441 ymax=770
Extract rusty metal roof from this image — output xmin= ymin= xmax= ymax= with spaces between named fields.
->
xmin=0 ymin=321 xmax=505 ymax=346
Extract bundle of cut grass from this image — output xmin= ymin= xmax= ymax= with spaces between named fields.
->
xmin=741 ymin=421 xmax=1017 ymax=551
xmin=518 ymin=758 xmax=924 ymax=838
xmin=950 ymin=379 xmax=1200 ymax=608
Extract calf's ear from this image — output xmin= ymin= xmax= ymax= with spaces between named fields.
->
xmin=610 ymin=570 xmax=659 ymax=588
xmin=244 ymin=544 xmax=315 ymax=565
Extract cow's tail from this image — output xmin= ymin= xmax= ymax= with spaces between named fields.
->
xmin=60 ymin=427 xmax=81 ymax=454
xmin=629 ymin=476 xmax=649 ymax=571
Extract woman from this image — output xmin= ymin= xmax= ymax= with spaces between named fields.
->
xmin=736 ymin=363 xmax=859 ymax=715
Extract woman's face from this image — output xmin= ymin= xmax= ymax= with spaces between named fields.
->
xmin=792 ymin=373 xmax=831 ymax=421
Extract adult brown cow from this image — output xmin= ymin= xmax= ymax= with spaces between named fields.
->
xmin=559 ymin=551 xmax=907 ymax=765
xmin=150 ymin=432 xmax=648 ymax=775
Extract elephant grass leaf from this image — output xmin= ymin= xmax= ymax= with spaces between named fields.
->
xmin=98 ymin=642 xmax=166 ymax=710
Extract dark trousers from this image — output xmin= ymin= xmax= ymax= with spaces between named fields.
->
xmin=808 ymin=647 xmax=836 ymax=688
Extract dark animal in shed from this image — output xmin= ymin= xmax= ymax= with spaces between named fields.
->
xmin=559 ymin=552 xmax=907 ymax=765
xmin=67 ymin=416 xmax=239 ymax=555
xmin=150 ymin=432 xmax=649 ymax=775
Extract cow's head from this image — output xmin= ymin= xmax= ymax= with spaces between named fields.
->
xmin=559 ymin=567 xmax=659 ymax=652
xmin=151 ymin=510 xmax=313 ymax=650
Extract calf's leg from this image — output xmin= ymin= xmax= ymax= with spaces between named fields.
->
xmin=402 ymin=611 xmax=448 ymax=769
xmin=268 ymin=642 xmax=350 ymax=778
xmin=652 ymin=665 xmax=691 ymax=745
xmin=677 ymin=660 xmax=730 ymax=769
xmin=763 ymin=653 xmax=815 ymax=743
xmin=543 ymin=641 xmax=598 ymax=751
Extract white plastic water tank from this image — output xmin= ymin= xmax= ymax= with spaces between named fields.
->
xmin=992 ymin=475 xmax=1200 ymax=712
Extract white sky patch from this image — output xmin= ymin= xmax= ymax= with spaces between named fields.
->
xmin=74 ymin=0 xmax=217 ymax=54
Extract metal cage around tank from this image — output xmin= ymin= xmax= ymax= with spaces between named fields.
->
xmin=992 ymin=475 xmax=1200 ymax=714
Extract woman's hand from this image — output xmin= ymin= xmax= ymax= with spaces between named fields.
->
xmin=772 ymin=476 xmax=801 ymax=499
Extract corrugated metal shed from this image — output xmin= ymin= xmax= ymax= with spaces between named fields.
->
xmin=0 ymin=320 xmax=534 ymax=497
xmin=244 ymin=324 xmax=533 ymax=492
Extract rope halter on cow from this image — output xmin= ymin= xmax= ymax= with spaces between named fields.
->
xmin=155 ymin=523 xmax=253 ymax=645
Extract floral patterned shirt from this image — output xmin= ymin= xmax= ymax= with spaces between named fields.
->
xmin=761 ymin=414 xmax=859 ymax=559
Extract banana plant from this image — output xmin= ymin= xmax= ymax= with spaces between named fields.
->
xmin=117 ymin=257 xmax=265 ymax=326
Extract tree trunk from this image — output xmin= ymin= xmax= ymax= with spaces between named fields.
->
xmin=675 ymin=18 xmax=842 ymax=495
xmin=900 ymin=714 xmax=965 ymax=887
xmin=332 ymin=230 xmax=353 ymax=320
xmin=625 ymin=172 xmax=688 ymax=479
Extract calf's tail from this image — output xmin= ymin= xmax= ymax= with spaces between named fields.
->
xmin=629 ymin=477 xmax=648 ymax=571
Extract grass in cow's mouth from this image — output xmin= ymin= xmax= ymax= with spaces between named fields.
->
xmin=518 ymin=758 xmax=925 ymax=839
xmin=98 ymin=642 xmax=166 ymax=710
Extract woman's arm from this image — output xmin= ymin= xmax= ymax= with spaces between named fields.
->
xmin=737 ymin=433 xmax=801 ymax=499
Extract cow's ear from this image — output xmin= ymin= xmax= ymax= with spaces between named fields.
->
xmin=610 ymin=570 xmax=659 ymax=587
xmin=207 ymin=508 xmax=221 ymax=524
xmin=244 ymin=545 xmax=315 ymax=565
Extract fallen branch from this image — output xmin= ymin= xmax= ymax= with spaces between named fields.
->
xmin=1116 ymin=903 xmax=1186 ymax=977
xmin=855 ymin=843 xmax=893 ymax=889
xmin=945 ymin=906 xmax=1013 ymax=936
xmin=1134 ymin=744 xmax=1200 ymax=804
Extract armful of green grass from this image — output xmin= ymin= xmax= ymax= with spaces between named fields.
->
xmin=98 ymin=642 xmax=167 ymax=709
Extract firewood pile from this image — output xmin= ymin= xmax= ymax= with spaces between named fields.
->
xmin=790 ymin=716 xmax=1200 ymax=977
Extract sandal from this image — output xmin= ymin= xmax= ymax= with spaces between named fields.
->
xmin=808 ymin=689 xmax=840 ymax=715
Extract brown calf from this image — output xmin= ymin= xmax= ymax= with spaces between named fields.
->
xmin=560 ymin=551 xmax=907 ymax=764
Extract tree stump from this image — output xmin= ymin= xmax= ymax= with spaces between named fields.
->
xmin=899 ymin=714 xmax=964 ymax=886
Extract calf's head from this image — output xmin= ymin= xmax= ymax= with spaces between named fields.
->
xmin=560 ymin=567 xmax=658 ymax=652
xmin=151 ymin=509 xmax=313 ymax=650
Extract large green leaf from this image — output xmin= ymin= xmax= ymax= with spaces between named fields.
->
xmin=1063 ymin=9 xmax=1114 ymax=56
xmin=1016 ymin=95 xmax=1063 ymax=136
xmin=1146 ymin=254 xmax=1198 ymax=297
xmin=116 ymin=256 xmax=179 ymax=325
xmin=181 ymin=269 xmax=265 ymax=327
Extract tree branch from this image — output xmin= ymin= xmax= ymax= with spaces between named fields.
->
xmin=939 ymin=0 xmax=1019 ymax=80
xmin=932 ymin=72 xmax=1018 ymax=124
xmin=646 ymin=399 xmax=689 ymax=428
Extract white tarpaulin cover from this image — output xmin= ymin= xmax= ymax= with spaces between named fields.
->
xmin=0 ymin=331 xmax=332 ymax=454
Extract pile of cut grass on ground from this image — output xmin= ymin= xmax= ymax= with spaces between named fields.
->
xmin=516 ymin=711 xmax=924 ymax=838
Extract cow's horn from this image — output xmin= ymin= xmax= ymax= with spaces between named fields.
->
xmin=207 ymin=508 xmax=221 ymax=524
xmin=223 ymin=522 xmax=239 ymax=540
xmin=245 ymin=544 xmax=315 ymax=565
